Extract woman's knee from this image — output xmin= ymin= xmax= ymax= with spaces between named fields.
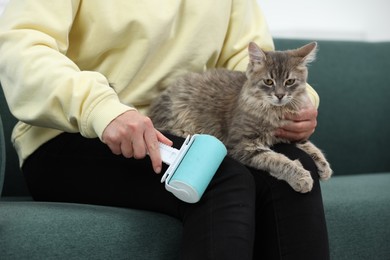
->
xmin=272 ymin=143 xmax=319 ymax=177
xmin=207 ymin=156 xmax=256 ymax=200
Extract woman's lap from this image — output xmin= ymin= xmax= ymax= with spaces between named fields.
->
xmin=22 ymin=133 xmax=329 ymax=259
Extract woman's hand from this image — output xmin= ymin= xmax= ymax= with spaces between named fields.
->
xmin=276 ymin=103 xmax=318 ymax=142
xmin=102 ymin=110 xmax=172 ymax=174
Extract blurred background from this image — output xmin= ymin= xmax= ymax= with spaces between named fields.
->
xmin=260 ymin=0 xmax=390 ymax=42
xmin=0 ymin=0 xmax=389 ymax=42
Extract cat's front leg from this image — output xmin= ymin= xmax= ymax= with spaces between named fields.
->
xmin=230 ymin=145 xmax=313 ymax=193
xmin=296 ymin=141 xmax=333 ymax=181
xmin=263 ymin=151 xmax=313 ymax=193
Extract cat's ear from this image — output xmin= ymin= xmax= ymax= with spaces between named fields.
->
xmin=296 ymin=42 xmax=318 ymax=65
xmin=248 ymin=42 xmax=266 ymax=64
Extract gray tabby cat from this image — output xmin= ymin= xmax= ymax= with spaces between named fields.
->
xmin=148 ymin=42 xmax=332 ymax=193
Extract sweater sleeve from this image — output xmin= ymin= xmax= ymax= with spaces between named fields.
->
xmin=216 ymin=0 xmax=274 ymax=71
xmin=0 ymin=1 xmax=133 ymax=139
xmin=217 ymin=0 xmax=319 ymax=107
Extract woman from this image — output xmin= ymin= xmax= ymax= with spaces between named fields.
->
xmin=0 ymin=1 xmax=329 ymax=259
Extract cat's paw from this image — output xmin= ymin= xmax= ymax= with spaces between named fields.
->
xmin=291 ymin=175 xmax=313 ymax=193
xmin=317 ymin=161 xmax=333 ymax=181
xmin=290 ymin=160 xmax=313 ymax=193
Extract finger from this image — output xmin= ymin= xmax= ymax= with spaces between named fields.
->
xmin=107 ymin=142 xmax=122 ymax=155
xmin=129 ymin=116 xmax=151 ymax=159
xmin=281 ymin=120 xmax=311 ymax=132
xmin=120 ymin=140 xmax=134 ymax=158
xmin=285 ymin=107 xmax=318 ymax=121
xmin=102 ymin=133 xmax=123 ymax=155
xmin=132 ymin=134 xmax=147 ymax=159
xmin=155 ymin=130 xmax=173 ymax=146
xmin=279 ymin=124 xmax=315 ymax=140
xmin=276 ymin=128 xmax=311 ymax=142
xmin=145 ymin=129 xmax=162 ymax=174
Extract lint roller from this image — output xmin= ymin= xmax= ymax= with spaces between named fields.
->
xmin=159 ymin=134 xmax=227 ymax=203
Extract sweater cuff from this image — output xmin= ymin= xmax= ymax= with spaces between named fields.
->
xmin=86 ymin=97 xmax=136 ymax=140
xmin=306 ymin=83 xmax=320 ymax=108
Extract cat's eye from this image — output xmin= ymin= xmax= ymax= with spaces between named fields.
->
xmin=285 ymin=79 xmax=296 ymax=86
xmin=263 ymin=79 xmax=274 ymax=86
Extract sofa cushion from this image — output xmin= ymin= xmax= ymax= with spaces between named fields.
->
xmin=0 ymin=201 xmax=182 ymax=259
xmin=321 ymin=173 xmax=390 ymax=260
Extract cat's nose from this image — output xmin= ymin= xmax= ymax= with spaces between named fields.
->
xmin=275 ymin=94 xmax=285 ymax=100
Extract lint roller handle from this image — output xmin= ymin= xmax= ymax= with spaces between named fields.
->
xmin=165 ymin=134 xmax=227 ymax=203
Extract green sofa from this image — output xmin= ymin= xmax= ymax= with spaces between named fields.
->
xmin=1 ymin=39 xmax=390 ymax=260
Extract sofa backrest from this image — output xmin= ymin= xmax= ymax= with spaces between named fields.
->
xmin=274 ymin=39 xmax=390 ymax=175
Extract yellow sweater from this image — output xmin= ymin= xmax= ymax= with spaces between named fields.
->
xmin=0 ymin=0 xmax=318 ymax=166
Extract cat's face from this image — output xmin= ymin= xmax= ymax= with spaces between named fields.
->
xmin=245 ymin=42 xmax=317 ymax=107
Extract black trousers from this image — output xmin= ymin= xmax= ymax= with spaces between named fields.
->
xmin=22 ymin=132 xmax=330 ymax=260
